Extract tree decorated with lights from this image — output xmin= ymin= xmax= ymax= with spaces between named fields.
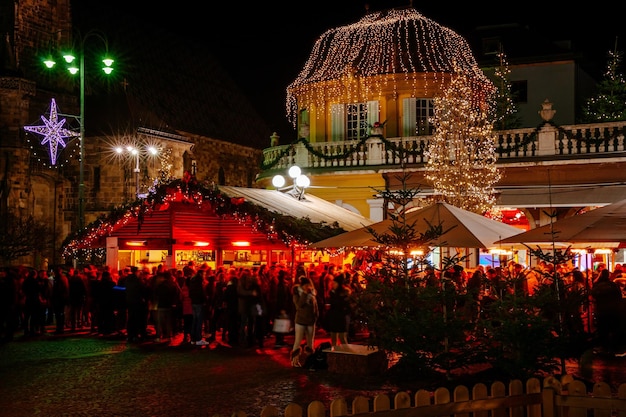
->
xmin=286 ymin=7 xmax=492 ymax=128
xmin=489 ymin=50 xmax=521 ymax=130
xmin=425 ymin=68 xmax=500 ymax=214
xmin=158 ymin=146 xmax=174 ymax=183
xmin=582 ymin=41 xmax=626 ymax=122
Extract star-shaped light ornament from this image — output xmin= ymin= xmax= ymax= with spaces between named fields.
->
xmin=24 ymin=98 xmax=79 ymax=165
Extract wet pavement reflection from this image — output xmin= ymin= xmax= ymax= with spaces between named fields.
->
xmin=1 ymin=328 xmax=625 ymax=417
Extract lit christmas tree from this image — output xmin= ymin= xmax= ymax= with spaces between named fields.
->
xmin=158 ymin=147 xmax=174 ymax=183
xmin=425 ymin=68 xmax=500 ymax=214
xmin=490 ymin=50 xmax=521 ymax=130
xmin=582 ymin=41 xmax=626 ymax=122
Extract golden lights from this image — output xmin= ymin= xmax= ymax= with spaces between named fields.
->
xmin=286 ymin=7 xmax=491 ymax=127
xmin=424 ymin=68 xmax=500 ymax=215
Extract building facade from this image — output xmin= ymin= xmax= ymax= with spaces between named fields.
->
xmin=256 ymin=8 xmax=626 ymax=230
xmin=0 ymin=0 xmax=268 ymax=267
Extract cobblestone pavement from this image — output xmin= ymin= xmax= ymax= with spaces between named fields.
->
xmin=1 ymin=327 xmax=625 ymax=417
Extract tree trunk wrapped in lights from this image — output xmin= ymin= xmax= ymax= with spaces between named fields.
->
xmin=425 ymin=68 xmax=500 ymax=215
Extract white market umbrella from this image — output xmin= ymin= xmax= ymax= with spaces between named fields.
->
xmin=496 ymin=199 xmax=626 ymax=246
xmin=310 ymin=201 xmax=523 ymax=250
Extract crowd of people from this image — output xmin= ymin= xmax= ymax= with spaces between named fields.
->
xmin=0 ymin=261 xmax=360 ymax=358
xmin=430 ymin=260 xmax=626 ymax=355
xmin=1 ymin=258 xmax=624 ymax=357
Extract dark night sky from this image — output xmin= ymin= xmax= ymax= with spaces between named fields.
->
xmin=72 ymin=1 xmax=625 ymax=141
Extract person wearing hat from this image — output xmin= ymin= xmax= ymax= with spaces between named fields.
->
xmin=290 ymin=276 xmax=319 ymax=367
xmin=326 ymin=273 xmax=352 ymax=348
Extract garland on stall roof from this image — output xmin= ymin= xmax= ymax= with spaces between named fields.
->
xmin=61 ymin=177 xmax=347 ymax=261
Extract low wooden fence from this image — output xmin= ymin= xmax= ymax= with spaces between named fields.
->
xmin=227 ymin=375 xmax=626 ymax=417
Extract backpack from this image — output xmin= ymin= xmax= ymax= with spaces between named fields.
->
xmin=303 ymin=342 xmax=331 ymax=370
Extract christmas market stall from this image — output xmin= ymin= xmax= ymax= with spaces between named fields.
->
xmin=61 ymin=179 xmax=373 ymax=271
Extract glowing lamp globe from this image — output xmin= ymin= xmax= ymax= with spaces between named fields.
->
xmin=295 ymin=175 xmax=310 ymax=188
xmin=288 ymin=165 xmax=301 ymax=179
xmin=272 ymin=175 xmax=286 ymax=188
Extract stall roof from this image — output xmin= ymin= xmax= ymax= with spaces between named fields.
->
xmin=63 ymin=182 xmax=374 ymax=255
xmin=218 ymin=186 xmax=374 ymax=231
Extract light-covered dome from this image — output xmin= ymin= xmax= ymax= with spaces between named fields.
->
xmin=286 ymin=7 xmax=492 ymax=126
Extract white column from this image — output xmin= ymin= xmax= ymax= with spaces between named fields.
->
xmin=365 ymin=137 xmax=384 ymax=165
xmin=536 ymin=124 xmax=558 ymax=156
xmin=367 ymin=198 xmax=385 ymax=221
xmin=293 ymin=142 xmax=308 ymax=167
xmin=106 ymin=237 xmax=119 ymax=272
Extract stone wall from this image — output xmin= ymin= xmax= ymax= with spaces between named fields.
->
xmin=190 ymin=134 xmax=263 ymax=187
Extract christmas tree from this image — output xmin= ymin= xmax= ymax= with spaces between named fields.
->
xmin=490 ymin=50 xmax=521 ymax=130
xmin=582 ymin=40 xmax=626 ymax=122
xmin=425 ymin=68 xmax=500 ymax=214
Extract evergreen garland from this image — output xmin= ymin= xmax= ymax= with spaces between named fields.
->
xmin=264 ymin=119 xmax=625 ymax=170
xmin=61 ymin=177 xmax=347 ymax=262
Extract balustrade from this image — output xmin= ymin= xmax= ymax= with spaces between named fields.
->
xmin=261 ymin=121 xmax=626 ymax=173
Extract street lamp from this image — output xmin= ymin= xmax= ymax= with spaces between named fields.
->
xmin=114 ymin=144 xmax=159 ymax=199
xmin=272 ymin=165 xmax=310 ymax=200
xmin=44 ymin=30 xmax=114 ymax=232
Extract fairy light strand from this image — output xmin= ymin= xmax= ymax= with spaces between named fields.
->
xmin=424 ymin=67 xmax=500 ymax=215
xmin=286 ymin=7 xmax=491 ymax=127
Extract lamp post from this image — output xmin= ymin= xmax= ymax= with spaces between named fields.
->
xmin=45 ymin=30 xmax=114 ymax=231
xmin=272 ymin=165 xmax=310 ymax=200
xmin=115 ymin=145 xmax=159 ymax=199
xmin=130 ymin=146 xmax=140 ymax=197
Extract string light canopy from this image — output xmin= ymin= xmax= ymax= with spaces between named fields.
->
xmin=286 ymin=6 xmax=491 ymax=127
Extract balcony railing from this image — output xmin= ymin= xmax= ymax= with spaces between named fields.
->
xmin=260 ymin=121 xmax=626 ymax=174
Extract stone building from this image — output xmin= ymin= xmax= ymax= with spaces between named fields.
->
xmin=0 ymin=0 xmax=271 ymax=266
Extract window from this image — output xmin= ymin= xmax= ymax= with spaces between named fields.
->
xmin=403 ymin=97 xmax=435 ymax=136
xmin=331 ymin=101 xmax=379 ymax=141
xmin=416 ymin=99 xmax=435 ymax=135
xmin=481 ymin=37 xmax=501 ymax=56
xmin=511 ymin=80 xmax=528 ymax=104
xmin=346 ymin=102 xmax=368 ymax=140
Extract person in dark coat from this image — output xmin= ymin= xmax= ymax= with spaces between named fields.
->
xmin=97 ymin=270 xmax=116 ymax=335
xmin=86 ymin=270 xmax=101 ymax=334
xmin=247 ymin=274 xmax=266 ymax=349
xmin=21 ymin=269 xmax=41 ymax=336
xmin=50 ymin=267 xmax=69 ymax=335
xmin=272 ymin=269 xmax=292 ymax=347
xmin=223 ymin=275 xmax=239 ymax=346
xmin=154 ymin=270 xmax=181 ymax=343
xmin=125 ymin=266 xmax=149 ymax=343
xmin=37 ymin=270 xmax=52 ymax=331
xmin=68 ymin=268 xmax=87 ymax=331
xmin=325 ymin=273 xmax=352 ymax=348
xmin=189 ymin=269 xmax=209 ymax=346
xmin=591 ymin=269 xmax=624 ymax=355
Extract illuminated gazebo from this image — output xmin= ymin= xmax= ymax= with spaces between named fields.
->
xmin=259 ymin=6 xmax=496 ymax=223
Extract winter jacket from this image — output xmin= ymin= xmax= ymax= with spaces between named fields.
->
xmin=292 ymin=284 xmax=319 ymax=326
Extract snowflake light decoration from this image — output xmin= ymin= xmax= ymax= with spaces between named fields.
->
xmin=24 ymin=98 xmax=79 ymax=165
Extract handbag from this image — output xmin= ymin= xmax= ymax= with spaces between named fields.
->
xmin=272 ymin=317 xmax=291 ymax=333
